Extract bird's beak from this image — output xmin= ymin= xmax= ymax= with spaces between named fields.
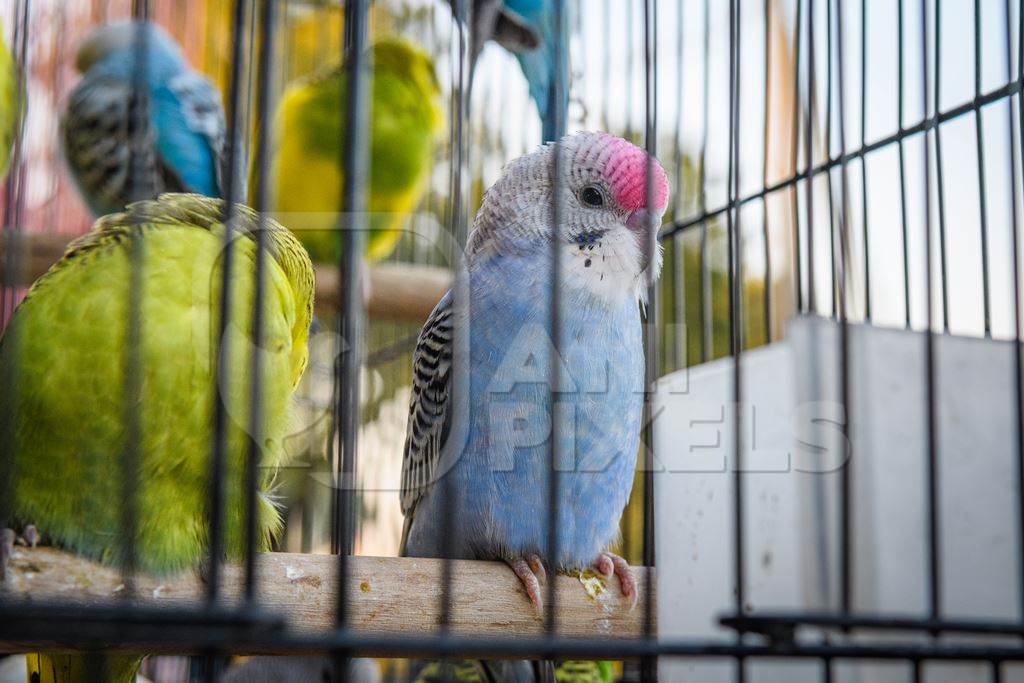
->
xmin=626 ymin=209 xmax=658 ymax=270
xmin=626 ymin=208 xmax=654 ymax=234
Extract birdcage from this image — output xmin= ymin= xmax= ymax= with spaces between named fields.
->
xmin=1 ymin=1 xmax=1024 ymax=682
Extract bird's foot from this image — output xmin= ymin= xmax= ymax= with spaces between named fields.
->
xmin=593 ymin=552 xmax=638 ymax=610
xmin=15 ymin=524 xmax=39 ymax=548
xmin=506 ymin=554 xmax=547 ymax=615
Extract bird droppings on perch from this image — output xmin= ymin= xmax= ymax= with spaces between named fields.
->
xmin=578 ymin=569 xmax=608 ymax=602
xmin=0 ymin=547 xmax=654 ymax=655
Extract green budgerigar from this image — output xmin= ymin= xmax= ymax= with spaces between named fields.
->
xmin=0 ymin=194 xmax=314 ymax=682
xmin=263 ymin=36 xmax=443 ymax=264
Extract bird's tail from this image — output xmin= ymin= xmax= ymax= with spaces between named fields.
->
xmin=513 ymin=7 xmax=569 ymax=143
xmin=26 ymin=653 xmax=142 ymax=683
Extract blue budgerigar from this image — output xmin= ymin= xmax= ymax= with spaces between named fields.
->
xmin=504 ymin=0 xmax=567 ymax=142
xmin=63 ymin=21 xmax=226 ymax=216
xmin=453 ymin=0 xmax=567 ymax=142
xmin=400 ymin=132 xmax=669 ymax=610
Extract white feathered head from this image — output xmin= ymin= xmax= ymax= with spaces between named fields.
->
xmin=468 ymin=132 xmax=669 ymax=305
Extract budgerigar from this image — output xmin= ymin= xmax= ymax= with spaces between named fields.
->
xmin=452 ymin=0 xmax=567 ymax=142
xmin=0 ymin=21 xmax=20 ymax=179
xmin=63 ymin=22 xmax=227 ymax=216
xmin=1 ymin=194 xmax=313 ymax=682
xmin=264 ymin=37 xmax=442 ymax=264
xmin=401 ymin=131 xmax=667 ymax=608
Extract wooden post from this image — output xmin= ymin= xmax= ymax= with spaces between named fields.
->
xmin=766 ymin=0 xmax=800 ymax=340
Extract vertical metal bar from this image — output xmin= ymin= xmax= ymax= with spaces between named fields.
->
xmin=1008 ymin=0 xmax=1024 ymax=626
xmin=242 ymin=2 xmax=260 ymax=197
xmin=0 ymin=0 xmax=29 ymax=587
xmin=700 ymin=0 xmax=713 ymax=362
xmin=334 ymin=0 xmax=370 ymax=636
xmin=440 ymin=0 xmax=468 ymax=632
xmin=921 ymin=0 xmax=942 ymax=623
xmin=672 ymin=0 xmax=685 ymax=371
xmin=626 ymin=0 xmax=636 ymax=141
xmin=448 ymin=0 xmax=471 ymax=253
xmin=121 ymin=0 xmax=152 ymax=598
xmin=859 ymin=0 xmax=871 ymax=321
xmin=244 ymin=0 xmax=278 ymax=603
xmin=0 ymin=0 xmax=27 ymax=326
xmin=792 ymin=0 xmax=805 ymax=313
xmin=641 ymin=2 xmax=659 ymax=679
xmin=85 ymin=652 xmax=103 ymax=683
xmin=826 ymin=0 xmax=838 ymax=317
xmin=975 ymin=0 xmax=993 ymax=337
xmin=898 ymin=0 xmax=912 ymax=328
xmin=43 ymin=3 xmax=66 ymax=236
xmin=601 ymin=0 xmax=611 ymax=132
xmin=933 ymin=0 xmax=950 ymax=332
xmin=991 ymin=660 xmax=1003 ymax=683
xmin=762 ymin=0 xmax=772 ymax=344
xmin=332 ymin=0 xmax=370 ymax=679
xmin=545 ymin=0 xmax=567 ymax=637
xmin=807 ymin=0 xmax=819 ymax=314
xmin=728 ymin=1 xmax=746 ymax=682
xmin=834 ymin=0 xmax=854 ymax=617
xmin=208 ymin=0 xmax=250 ymax=606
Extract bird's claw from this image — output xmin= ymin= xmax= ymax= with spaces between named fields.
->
xmin=593 ymin=552 xmax=638 ymax=611
xmin=20 ymin=524 xmax=39 ymax=548
xmin=8 ymin=524 xmax=40 ymax=550
xmin=507 ymin=554 xmax=546 ymax=616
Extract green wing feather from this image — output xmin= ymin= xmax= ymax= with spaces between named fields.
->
xmin=3 ymin=193 xmax=313 ymax=574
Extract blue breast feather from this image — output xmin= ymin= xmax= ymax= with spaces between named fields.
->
xmin=406 ymin=246 xmax=644 ymax=568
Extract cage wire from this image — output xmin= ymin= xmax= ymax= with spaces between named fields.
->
xmin=2 ymin=0 xmax=1024 ymax=682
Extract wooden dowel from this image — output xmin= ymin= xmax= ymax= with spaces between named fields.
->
xmin=1 ymin=547 xmax=653 ymax=654
xmin=0 ymin=233 xmax=451 ymax=323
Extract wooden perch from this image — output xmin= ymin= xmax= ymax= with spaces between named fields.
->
xmin=2 ymin=547 xmax=653 ymax=654
xmin=315 ymin=261 xmax=451 ymax=322
xmin=0 ymin=233 xmax=451 ymax=323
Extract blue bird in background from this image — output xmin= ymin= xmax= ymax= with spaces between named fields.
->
xmin=63 ymin=21 xmax=226 ymax=216
xmin=504 ymin=0 xmax=568 ymax=142
xmin=452 ymin=0 xmax=568 ymax=142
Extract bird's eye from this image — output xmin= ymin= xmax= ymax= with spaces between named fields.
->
xmin=580 ymin=186 xmax=604 ymax=207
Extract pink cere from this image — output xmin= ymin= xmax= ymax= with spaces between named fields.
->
xmin=600 ymin=135 xmax=670 ymax=214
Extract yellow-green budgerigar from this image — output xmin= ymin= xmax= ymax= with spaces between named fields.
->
xmin=0 ymin=21 xmax=20 ymax=179
xmin=265 ymin=37 xmax=442 ymax=264
xmin=0 ymin=194 xmax=314 ymax=682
